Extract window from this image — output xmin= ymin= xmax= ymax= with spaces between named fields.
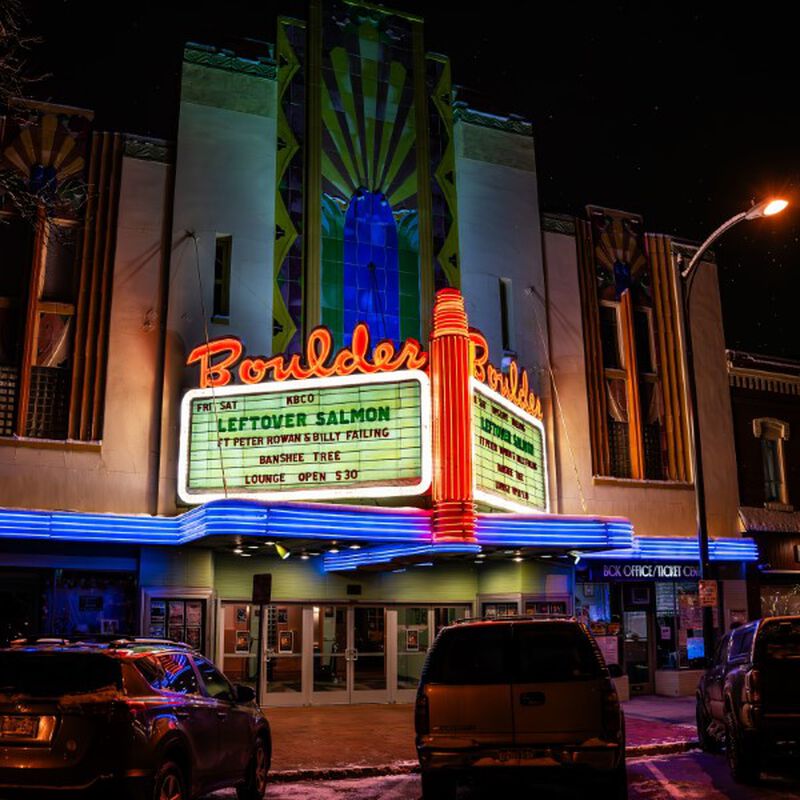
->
xmin=499 ymin=278 xmax=513 ymax=352
xmin=156 ymin=653 xmax=200 ymax=695
xmin=753 ymin=418 xmax=790 ymax=506
xmin=213 ymin=235 xmax=232 ymax=321
xmin=195 ymin=656 xmax=235 ymax=701
xmin=0 ymin=103 xmax=118 ymax=443
xmin=579 ymin=209 xmax=688 ymax=482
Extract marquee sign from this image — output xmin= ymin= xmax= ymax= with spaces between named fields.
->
xmin=178 ymin=372 xmax=431 ymax=504
xmin=472 ymin=379 xmax=548 ymax=513
xmin=182 ymin=289 xmax=549 ymax=538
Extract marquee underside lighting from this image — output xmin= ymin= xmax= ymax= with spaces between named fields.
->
xmin=0 ymin=501 xmax=758 ymax=568
xmin=579 ymin=535 xmax=759 ymax=562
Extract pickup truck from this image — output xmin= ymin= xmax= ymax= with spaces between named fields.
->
xmin=696 ymin=615 xmax=800 ymax=783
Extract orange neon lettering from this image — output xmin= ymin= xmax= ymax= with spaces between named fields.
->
xmin=468 ymin=330 xmax=543 ymax=419
xmin=187 ymin=337 xmax=243 ymax=388
xmin=187 ymin=323 xmax=429 ymax=386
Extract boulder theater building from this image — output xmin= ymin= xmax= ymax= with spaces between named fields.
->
xmin=0 ymin=0 xmax=755 ymax=702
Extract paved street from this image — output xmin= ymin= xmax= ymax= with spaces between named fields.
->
xmin=209 ymin=752 xmax=800 ymax=799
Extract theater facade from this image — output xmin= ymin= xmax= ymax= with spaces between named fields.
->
xmin=0 ymin=0 xmax=756 ymax=703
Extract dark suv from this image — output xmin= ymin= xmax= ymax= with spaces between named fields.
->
xmin=415 ymin=618 xmax=626 ymax=799
xmin=696 ymin=616 xmax=800 ymax=783
xmin=0 ymin=638 xmax=270 ymax=799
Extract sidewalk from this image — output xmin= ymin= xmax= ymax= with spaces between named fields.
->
xmin=265 ymin=696 xmax=698 ymax=779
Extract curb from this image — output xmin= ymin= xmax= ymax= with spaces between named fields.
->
xmin=270 ymin=761 xmax=419 ymax=783
xmin=269 ymin=742 xmax=699 ymax=783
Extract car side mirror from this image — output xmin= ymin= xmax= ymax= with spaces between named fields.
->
xmin=234 ymin=684 xmax=256 ymax=704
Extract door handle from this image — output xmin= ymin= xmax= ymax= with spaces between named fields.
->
xmin=520 ymin=692 xmax=545 ymax=706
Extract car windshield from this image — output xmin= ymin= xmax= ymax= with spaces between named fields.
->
xmin=0 ymin=651 xmax=122 ymax=697
xmin=757 ymin=619 xmax=800 ymax=661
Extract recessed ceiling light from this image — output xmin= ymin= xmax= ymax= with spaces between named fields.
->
xmin=474 ymin=560 xmax=484 ymax=565
xmin=329 ymin=548 xmax=340 ymax=554
xmin=541 ymin=554 xmax=552 ymax=559
xmin=300 ymin=554 xmax=310 ymax=560
xmin=349 ymin=544 xmax=361 ymax=550
xmin=513 ymin=556 xmax=523 ymax=563
xmin=265 ymin=541 xmax=275 ymax=546
xmin=233 ymin=548 xmax=243 ymax=555
xmin=477 ymin=553 xmax=486 ymax=559
xmin=247 ymin=545 xmax=259 ymax=550
xmin=239 ymin=552 xmax=252 ymax=558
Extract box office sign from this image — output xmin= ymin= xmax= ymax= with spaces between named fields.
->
xmin=179 ymin=371 xmax=432 ymax=504
xmin=471 ymin=379 xmax=548 ymax=513
xmin=585 ymin=563 xmax=700 ymax=581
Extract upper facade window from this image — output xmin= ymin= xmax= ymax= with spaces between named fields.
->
xmin=577 ymin=208 xmax=691 ymax=482
xmin=753 ymin=417 xmax=790 ymax=506
xmin=0 ymin=100 xmax=122 ymax=442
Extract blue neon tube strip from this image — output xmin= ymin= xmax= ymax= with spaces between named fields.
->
xmin=0 ymin=501 xmax=756 ymax=562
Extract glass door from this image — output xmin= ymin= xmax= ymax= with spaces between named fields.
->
xmin=351 ymin=606 xmax=387 ymax=702
xmin=263 ymin=604 xmax=304 ymax=704
xmin=311 ymin=605 xmax=388 ymax=703
xmin=312 ymin=605 xmax=349 ymax=704
xmin=622 ymin=583 xmax=654 ymax=694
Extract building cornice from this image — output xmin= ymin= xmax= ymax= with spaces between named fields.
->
xmin=728 ymin=366 xmax=800 ymax=395
xmin=452 ymin=103 xmax=532 ymax=136
xmin=183 ymin=42 xmax=277 ymax=81
xmin=541 ymin=213 xmax=576 ymax=235
xmin=123 ymin=135 xmax=174 ymax=164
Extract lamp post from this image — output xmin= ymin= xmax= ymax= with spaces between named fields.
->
xmin=676 ymin=197 xmax=788 ymax=662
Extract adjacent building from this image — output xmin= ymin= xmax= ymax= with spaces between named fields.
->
xmin=728 ymin=350 xmax=800 ymax=618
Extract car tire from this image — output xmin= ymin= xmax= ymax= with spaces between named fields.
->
xmin=696 ymin=699 xmax=721 ymax=753
xmin=152 ymin=761 xmax=186 ymax=800
xmin=725 ymin=719 xmax=760 ymax=784
xmin=237 ymin=736 xmax=270 ymax=800
xmin=420 ymin=769 xmax=456 ymax=800
xmin=597 ymin=760 xmax=628 ymax=800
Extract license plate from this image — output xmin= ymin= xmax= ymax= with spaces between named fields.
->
xmin=0 ymin=715 xmax=39 ymax=738
xmin=496 ymin=749 xmax=541 ymax=762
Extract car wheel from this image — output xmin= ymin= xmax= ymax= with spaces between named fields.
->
xmin=725 ymin=718 xmax=760 ymax=784
xmin=420 ymin=769 xmax=456 ymax=800
xmin=153 ymin=761 xmax=186 ymax=800
xmin=696 ymin=699 xmax=721 ymax=753
xmin=596 ymin=760 xmax=628 ymax=800
xmin=237 ymin=736 xmax=270 ymax=800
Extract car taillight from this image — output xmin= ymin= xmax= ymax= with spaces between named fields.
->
xmin=745 ymin=669 xmax=761 ymax=704
xmin=601 ymin=681 xmax=622 ymax=739
xmin=415 ymin=691 xmax=429 ymax=736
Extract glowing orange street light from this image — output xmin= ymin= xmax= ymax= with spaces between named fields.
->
xmin=677 ymin=195 xmax=789 ymax=663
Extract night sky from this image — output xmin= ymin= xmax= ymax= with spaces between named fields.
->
xmin=20 ymin=1 xmax=800 ymax=359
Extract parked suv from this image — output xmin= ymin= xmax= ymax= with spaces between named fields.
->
xmin=696 ymin=615 xmax=800 ymax=783
xmin=0 ymin=638 xmax=270 ymax=799
xmin=414 ymin=618 xmax=626 ymax=799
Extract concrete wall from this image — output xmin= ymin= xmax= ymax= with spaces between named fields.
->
xmin=543 ymin=226 xmax=739 ymax=538
xmin=158 ymin=63 xmax=277 ymax=513
xmin=455 ymin=120 xmax=548 ymax=400
xmin=0 ymin=155 xmax=171 ymax=513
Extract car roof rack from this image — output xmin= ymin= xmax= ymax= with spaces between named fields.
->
xmin=6 ymin=635 xmax=194 ymax=651
xmin=451 ymin=614 xmax=577 ymax=625
xmin=107 ymin=637 xmax=194 ymax=650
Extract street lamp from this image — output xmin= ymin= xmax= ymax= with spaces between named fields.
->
xmin=676 ymin=197 xmax=788 ymax=662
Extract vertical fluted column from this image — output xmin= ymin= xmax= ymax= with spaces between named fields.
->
xmin=430 ymin=289 xmax=476 ymax=541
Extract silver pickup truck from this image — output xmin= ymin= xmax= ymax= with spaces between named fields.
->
xmin=696 ymin=615 xmax=800 ymax=783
